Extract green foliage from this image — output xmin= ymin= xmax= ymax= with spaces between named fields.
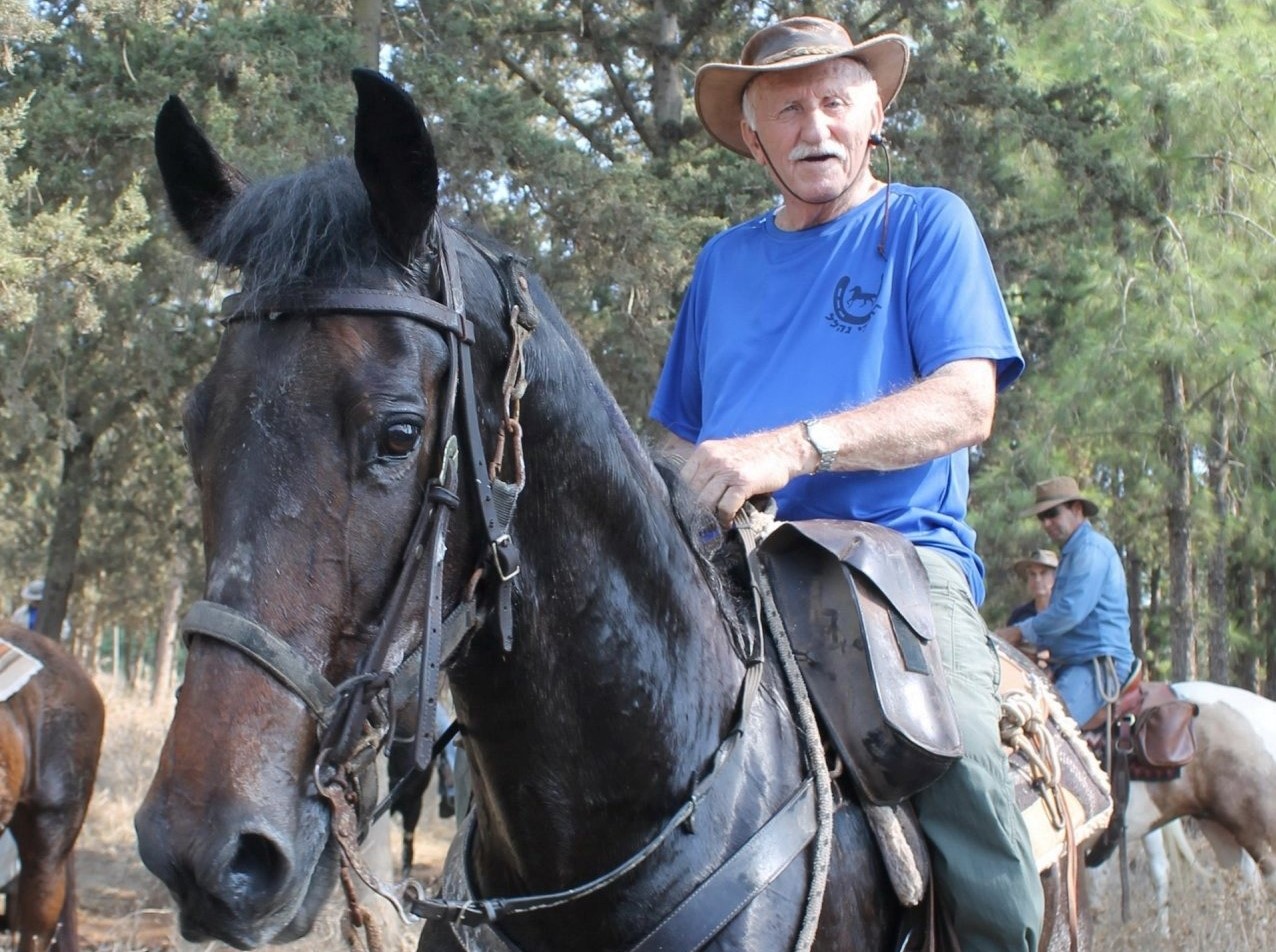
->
xmin=0 ymin=0 xmax=1272 ymax=682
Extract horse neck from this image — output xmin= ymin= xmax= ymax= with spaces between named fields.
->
xmin=450 ymin=336 xmax=745 ymax=878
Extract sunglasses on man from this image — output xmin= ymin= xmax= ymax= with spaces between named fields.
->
xmin=1036 ymin=505 xmax=1066 ymax=521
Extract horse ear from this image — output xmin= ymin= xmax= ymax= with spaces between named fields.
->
xmin=351 ymin=68 xmax=439 ymax=266
xmin=154 ymin=96 xmax=249 ymax=253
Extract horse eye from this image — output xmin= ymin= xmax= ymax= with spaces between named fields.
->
xmin=378 ymin=418 xmax=422 ymax=459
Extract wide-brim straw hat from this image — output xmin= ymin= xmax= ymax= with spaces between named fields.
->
xmin=1014 ymin=549 xmax=1059 ymax=576
xmin=20 ymin=578 xmax=44 ymax=602
xmin=1021 ymin=476 xmax=1100 ymax=518
xmin=694 ymin=16 xmax=911 ymax=158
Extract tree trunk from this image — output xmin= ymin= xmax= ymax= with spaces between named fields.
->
xmin=352 ymin=0 xmax=381 ymax=70
xmin=1205 ymin=394 xmax=1231 ymax=683
xmin=152 ymin=548 xmax=188 ymax=705
xmin=37 ymin=428 xmax=95 ymax=642
xmin=1265 ymin=568 xmax=1276 ymax=699
xmin=1160 ymin=363 xmax=1195 ymax=681
xmin=1126 ymin=546 xmax=1145 ymax=662
xmin=1235 ymin=562 xmax=1259 ymax=692
xmin=650 ymin=0 xmax=682 ymax=156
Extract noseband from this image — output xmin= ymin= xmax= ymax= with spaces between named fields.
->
xmin=180 ymin=224 xmax=536 ymax=824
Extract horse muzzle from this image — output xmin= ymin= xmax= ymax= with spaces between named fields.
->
xmin=135 ymin=791 xmax=337 ymax=948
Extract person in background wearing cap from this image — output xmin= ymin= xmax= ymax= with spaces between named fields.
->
xmin=10 ymin=579 xmax=43 ymax=631
xmin=1006 ymin=549 xmax=1058 ymax=626
xmin=995 ymin=477 xmax=1136 ymax=726
xmin=650 ymin=15 xmax=1042 ymax=951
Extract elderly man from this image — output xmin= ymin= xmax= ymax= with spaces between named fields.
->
xmin=650 ymin=15 xmax=1042 ymax=950
xmin=1007 ymin=548 xmax=1059 ymax=626
xmin=996 ymin=477 xmax=1136 ymax=726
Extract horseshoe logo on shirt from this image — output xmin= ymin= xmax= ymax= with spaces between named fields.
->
xmin=829 ymin=275 xmax=881 ymax=328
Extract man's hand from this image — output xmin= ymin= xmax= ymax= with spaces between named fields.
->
xmin=680 ymin=428 xmax=808 ymax=525
xmin=994 ymin=625 xmax=1022 ymax=645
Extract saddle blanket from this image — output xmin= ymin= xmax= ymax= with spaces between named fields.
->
xmin=997 ymin=644 xmax=1113 ymax=873
xmin=0 ymin=636 xmax=43 ymax=702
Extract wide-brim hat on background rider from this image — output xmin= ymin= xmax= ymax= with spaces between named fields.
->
xmin=1013 ymin=549 xmax=1059 ymax=577
xmin=20 ymin=578 xmax=43 ymax=602
xmin=1021 ymin=476 xmax=1100 ymax=518
xmin=694 ymin=16 xmax=912 ymax=158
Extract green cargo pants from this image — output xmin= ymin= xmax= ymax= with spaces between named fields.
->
xmin=912 ymin=547 xmax=1044 ymax=952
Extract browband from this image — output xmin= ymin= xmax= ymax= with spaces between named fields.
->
xmin=221 ymin=288 xmax=473 ymax=342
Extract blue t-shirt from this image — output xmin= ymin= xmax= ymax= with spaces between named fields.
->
xmin=650 ymin=185 xmax=1023 ymax=604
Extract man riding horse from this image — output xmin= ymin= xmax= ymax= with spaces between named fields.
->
xmin=652 ymin=16 xmax=1043 ymax=950
xmin=996 ymin=476 xmax=1137 ymax=727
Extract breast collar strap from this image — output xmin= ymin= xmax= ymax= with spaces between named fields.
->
xmin=185 ymin=223 xmax=532 ymax=807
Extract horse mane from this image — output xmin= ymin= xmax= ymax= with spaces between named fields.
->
xmin=652 ymin=456 xmax=755 ymax=648
xmin=201 ymin=157 xmax=432 ymax=307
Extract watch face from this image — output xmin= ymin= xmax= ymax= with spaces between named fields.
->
xmin=808 ymin=422 xmax=836 ymax=453
xmin=804 ymin=419 xmax=837 ymax=472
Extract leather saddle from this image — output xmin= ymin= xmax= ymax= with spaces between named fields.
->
xmin=757 ymin=519 xmax=963 ymax=806
xmin=1082 ymin=672 xmax=1200 ymax=774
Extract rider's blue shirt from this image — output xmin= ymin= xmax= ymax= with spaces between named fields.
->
xmin=651 ymin=185 xmax=1022 ymax=603
xmin=1016 ymin=521 xmax=1135 ymax=669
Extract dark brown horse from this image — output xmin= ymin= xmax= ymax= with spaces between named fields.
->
xmin=134 ymin=70 xmax=1092 ymax=951
xmin=0 ymin=622 xmax=104 ymax=952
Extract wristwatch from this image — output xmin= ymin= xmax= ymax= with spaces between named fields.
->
xmin=802 ymin=418 xmax=838 ymax=473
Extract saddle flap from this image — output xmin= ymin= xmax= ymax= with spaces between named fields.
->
xmin=775 ymin=520 xmax=935 ymax=642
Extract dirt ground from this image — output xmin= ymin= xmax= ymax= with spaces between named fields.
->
xmin=16 ymin=678 xmax=1276 ymax=951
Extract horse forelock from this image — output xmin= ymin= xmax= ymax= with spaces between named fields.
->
xmin=202 ymin=157 xmax=431 ymax=308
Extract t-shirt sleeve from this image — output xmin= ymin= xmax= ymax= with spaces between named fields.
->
xmin=649 ymin=258 xmax=706 ymax=442
xmin=905 ymin=191 xmax=1024 ymax=391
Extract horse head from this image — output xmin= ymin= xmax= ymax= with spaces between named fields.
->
xmin=134 ymin=70 xmax=501 ymax=947
xmin=136 ymin=67 xmax=794 ymax=952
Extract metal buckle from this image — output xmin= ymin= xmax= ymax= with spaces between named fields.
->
xmin=491 ymin=534 xmax=520 ymax=581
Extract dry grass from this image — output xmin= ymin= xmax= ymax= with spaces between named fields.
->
xmin=26 ymin=678 xmax=1276 ymax=950
xmin=1091 ymin=835 xmax=1276 ymax=951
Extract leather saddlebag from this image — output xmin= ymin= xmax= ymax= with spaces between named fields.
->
xmin=758 ymin=520 xmax=963 ymax=805
xmin=1134 ymin=696 xmax=1199 ymax=769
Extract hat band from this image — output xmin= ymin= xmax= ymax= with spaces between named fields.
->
xmin=755 ymin=44 xmax=848 ymax=66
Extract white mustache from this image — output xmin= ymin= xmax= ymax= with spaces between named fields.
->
xmin=788 ymin=142 xmax=849 ymax=162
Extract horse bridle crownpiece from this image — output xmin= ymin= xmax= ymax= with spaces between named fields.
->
xmin=179 ymin=223 xmax=534 ymax=841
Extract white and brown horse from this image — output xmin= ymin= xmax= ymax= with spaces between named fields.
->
xmin=1092 ymin=681 xmax=1276 ymax=933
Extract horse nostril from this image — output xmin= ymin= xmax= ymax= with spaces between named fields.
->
xmin=225 ymin=832 xmax=288 ymax=900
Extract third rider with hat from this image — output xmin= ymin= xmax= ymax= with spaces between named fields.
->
xmin=1006 ymin=548 xmax=1059 ymax=626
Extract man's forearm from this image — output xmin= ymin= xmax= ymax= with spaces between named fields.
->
xmin=807 ymin=359 xmax=996 ymax=472
xmin=654 ymin=358 xmax=997 ymax=523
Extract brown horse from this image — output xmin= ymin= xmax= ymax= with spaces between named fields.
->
xmin=134 ymin=70 xmax=1099 ymax=951
xmin=0 ymin=622 xmax=104 ymax=952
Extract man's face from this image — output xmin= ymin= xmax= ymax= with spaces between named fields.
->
xmin=740 ymin=58 xmax=883 ymax=209
xmin=1037 ymin=501 xmax=1085 ymax=545
xmin=1024 ymin=565 xmax=1055 ymax=601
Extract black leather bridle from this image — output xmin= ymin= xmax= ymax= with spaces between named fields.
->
xmin=180 ymin=223 xmax=531 ymax=823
